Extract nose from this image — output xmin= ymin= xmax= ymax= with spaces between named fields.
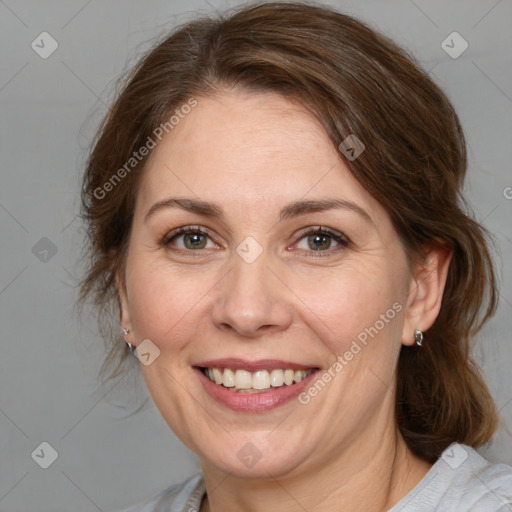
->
xmin=211 ymin=251 xmax=294 ymax=338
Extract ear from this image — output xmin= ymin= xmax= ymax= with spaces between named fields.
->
xmin=116 ymin=267 xmax=133 ymax=339
xmin=401 ymin=245 xmax=453 ymax=346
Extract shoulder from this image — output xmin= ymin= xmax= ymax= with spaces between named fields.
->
xmin=110 ymin=472 xmax=205 ymax=512
xmin=390 ymin=443 xmax=512 ymax=511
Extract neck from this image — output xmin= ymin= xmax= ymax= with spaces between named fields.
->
xmin=199 ymin=426 xmax=432 ymax=512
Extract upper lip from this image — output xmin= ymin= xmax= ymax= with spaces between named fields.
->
xmin=194 ymin=358 xmax=318 ymax=371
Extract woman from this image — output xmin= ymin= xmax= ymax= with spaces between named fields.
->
xmin=79 ymin=2 xmax=512 ymax=511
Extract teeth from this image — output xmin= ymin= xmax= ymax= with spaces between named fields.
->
xmin=253 ymin=370 xmax=270 ymax=390
xmin=203 ymin=367 xmax=315 ymax=392
xmin=235 ymin=369 xmax=252 ymax=389
xmin=213 ymin=367 xmax=223 ymax=385
xmin=222 ymin=368 xmax=235 ymax=387
xmin=270 ymin=369 xmax=284 ymax=387
xmin=284 ymin=369 xmax=294 ymax=385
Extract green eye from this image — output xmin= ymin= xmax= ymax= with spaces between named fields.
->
xmin=306 ymin=233 xmax=333 ymax=251
xmin=182 ymin=232 xmax=208 ymax=249
xmin=163 ymin=226 xmax=349 ymax=256
xmin=296 ymin=228 xmax=349 ymax=253
xmin=164 ymin=227 xmax=214 ymax=250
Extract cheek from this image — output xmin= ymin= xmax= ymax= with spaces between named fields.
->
xmin=289 ymin=260 xmax=403 ymax=349
xmin=125 ymin=259 xmax=214 ymax=349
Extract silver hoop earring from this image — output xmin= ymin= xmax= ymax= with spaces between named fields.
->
xmin=126 ymin=342 xmax=135 ymax=352
xmin=414 ymin=329 xmax=424 ymax=346
xmin=121 ymin=328 xmax=130 ymax=336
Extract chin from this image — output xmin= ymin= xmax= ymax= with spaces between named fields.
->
xmin=196 ymin=433 xmax=312 ymax=479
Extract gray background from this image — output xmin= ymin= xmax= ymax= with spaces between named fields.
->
xmin=1 ymin=0 xmax=511 ymax=510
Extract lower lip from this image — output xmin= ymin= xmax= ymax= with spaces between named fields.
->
xmin=194 ymin=367 xmax=319 ymax=412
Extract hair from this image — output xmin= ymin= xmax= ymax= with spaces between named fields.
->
xmin=79 ymin=1 xmax=499 ymax=462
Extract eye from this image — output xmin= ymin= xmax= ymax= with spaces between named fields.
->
xmin=163 ymin=226 xmax=217 ymax=250
xmin=162 ymin=226 xmax=349 ymax=255
xmin=295 ymin=227 xmax=349 ymax=254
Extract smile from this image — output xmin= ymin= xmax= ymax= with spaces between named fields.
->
xmin=200 ymin=367 xmax=316 ymax=393
xmin=193 ymin=359 xmax=320 ymax=412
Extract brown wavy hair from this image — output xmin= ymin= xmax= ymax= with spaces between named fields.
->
xmin=79 ymin=1 xmax=499 ymax=462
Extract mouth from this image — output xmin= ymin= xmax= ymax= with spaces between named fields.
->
xmin=193 ymin=359 xmax=320 ymax=412
xmin=198 ymin=366 xmax=317 ymax=393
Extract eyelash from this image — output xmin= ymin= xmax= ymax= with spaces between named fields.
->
xmin=162 ymin=226 xmax=211 ymax=252
xmin=162 ymin=225 xmax=350 ymax=258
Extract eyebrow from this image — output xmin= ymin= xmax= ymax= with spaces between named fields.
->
xmin=144 ymin=197 xmax=372 ymax=224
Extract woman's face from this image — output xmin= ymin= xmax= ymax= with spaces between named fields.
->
xmin=119 ymin=89 xmax=417 ymax=478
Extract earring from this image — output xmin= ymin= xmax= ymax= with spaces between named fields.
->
xmin=414 ymin=329 xmax=424 ymax=346
xmin=122 ymin=328 xmax=134 ymax=351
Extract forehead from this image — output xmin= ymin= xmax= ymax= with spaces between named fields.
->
xmin=136 ymin=90 xmax=381 ymax=222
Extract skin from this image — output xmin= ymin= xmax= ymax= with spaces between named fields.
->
xmin=118 ymin=89 xmax=452 ymax=511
